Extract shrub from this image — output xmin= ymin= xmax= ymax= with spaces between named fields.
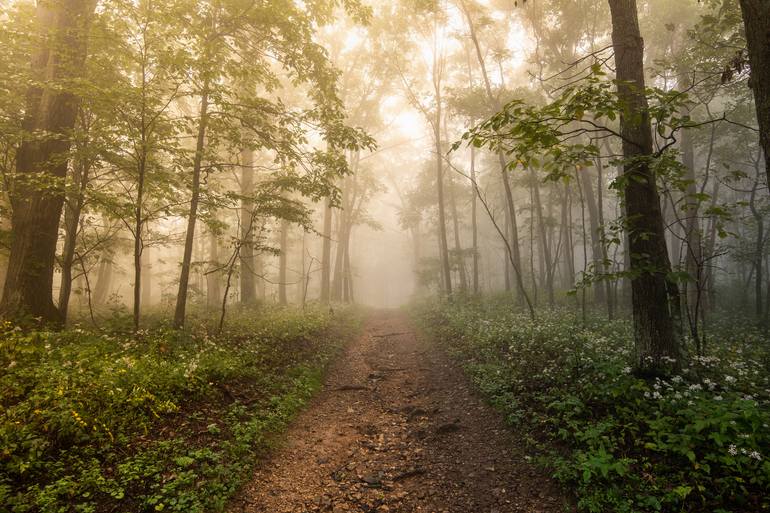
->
xmin=417 ymin=300 xmax=770 ymax=513
xmin=0 ymin=306 xmax=360 ymax=513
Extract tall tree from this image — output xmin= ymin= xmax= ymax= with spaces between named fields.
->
xmin=1 ymin=0 xmax=96 ymax=324
xmin=738 ymin=1 xmax=770 ymax=189
xmin=609 ymin=0 xmax=680 ymax=372
xmin=240 ymin=147 xmax=257 ymax=304
xmin=173 ymin=80 xmax=210 ymax=328
xmin=320 ymin=198 xmax=333 ymax=302
xmin=278 ymin=218 xmax=289 ymax=305
xmin=459 ymin=0 xmax=525 ymax=300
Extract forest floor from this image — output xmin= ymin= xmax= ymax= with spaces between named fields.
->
xmin=228 ymin=310 xmax=571 ymax=513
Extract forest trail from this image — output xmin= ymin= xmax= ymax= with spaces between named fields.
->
xmin=229 ymin=311 xmax=570 ymax=513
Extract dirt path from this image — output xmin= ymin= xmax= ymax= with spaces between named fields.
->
xmin=229 ymin=311 xmax=570 ymax=513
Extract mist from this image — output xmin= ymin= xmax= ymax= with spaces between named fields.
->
xmin=2 ymin=1 xmax=770 ymax=512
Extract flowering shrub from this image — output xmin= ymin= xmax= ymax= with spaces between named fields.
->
xmin=0 ymin=306 xmax=359 ymax=513
xmin=418 ymin=299 xmax=770 ymax=513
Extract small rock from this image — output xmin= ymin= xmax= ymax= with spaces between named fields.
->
xmin=436 ymin=422 xmax=461 ymax=435
xmin=362 ymin=472 xmax=382 ymax=486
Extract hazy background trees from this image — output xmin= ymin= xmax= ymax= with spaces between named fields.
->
xmin=1 ymin=0 xmax=769 ymax=370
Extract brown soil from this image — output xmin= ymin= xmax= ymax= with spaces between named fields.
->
xmin=228 ymin=310 xmax=572 ymax=513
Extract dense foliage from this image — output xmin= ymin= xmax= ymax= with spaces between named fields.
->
xmin=418 ymin=299 xmax=770 ymax=513
xmin=0 ymin=307 xmax=360 ymax=513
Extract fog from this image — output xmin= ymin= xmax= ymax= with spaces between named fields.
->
xmin=1 ymin=0 xmax=768 ymax=331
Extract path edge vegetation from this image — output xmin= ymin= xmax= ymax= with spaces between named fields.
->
xmin=415 ymin=298 xmax=769 ymax=513
xmin=0 ymin=306 xmax=364 ymax=513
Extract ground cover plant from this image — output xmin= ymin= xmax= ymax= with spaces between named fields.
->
xmin=0 ymin=306 xmax=361 ymax=513
xmin=417 ymin=298 xmax=770 ymax=513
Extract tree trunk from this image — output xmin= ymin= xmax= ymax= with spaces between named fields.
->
xmin=1 ymin=0 xmax=96 ymax=325
xmin=738 ymin=0 xmax=770 ymax=189
xmin=448 ymin=170 xmax=468 ymax=292
xmin=678 ymin=82 xmax=703 ymax=336
xmin=531 ymin=169 xmax=554 ymax=305
xmin=331 ymin=177 xmax=349 ymax=302
xmin=503 ymin=191 xmax=512 ymax=292
xmin=240 ymin=147 xmax=257 ymax=304
xmin=609 ymin=0 xmax=680 ymax=373
xmin=174 ymin=84 xmax=210 ymax=328
xmin=501 ymin=165 xmax=526 ymax=301
xmin=434 ymin=124 xmax=453 ymax=296
xmin=320 ymin=198 xmax=332 ymax=302
xmin=343 ymin=232 xmax=353 ymax=303
xmin=132 ymin=175 xmax=144 ymax=331
xmin=561 ymin=180 xmax=576 ymax=289
xmin=579 ymin=166 xmax=606 ymax=304
xmin=529 ymin=183 xmax=538 ymax=306
xmin=750 ymin=163 xmax=764 ymax=321
xmin=596 ymin=156 xmax=615 ymax=319
xmin=92 ymin=255 xmax=112 ymax=305
xmin=58 ymin=157 xmax=90 ymax=323
xmin=206 ymin=228 xmax=221 ymax=309
xmin=141 ymin=246 xmax=152 ymax=310
xmin=279 ymin=218 xmax=289 ymax=305
xmin=704 ymin=178 xmax=721 ymax=311
xmin=461 ymin=1 xmax=522 ymax=299
xmin=470 ymin=144 xmax=479 ymax=294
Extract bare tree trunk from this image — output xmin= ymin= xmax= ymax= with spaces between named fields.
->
xmin=434 ymin=123 xmax=452 ymax=295
xmin=92 ymin=255 xmax=112 ymax=306
xmin=279 ymin=218 xmax=289 ymax=305
xmin=575 ymin=168 xmax=590 ymax=324
xmin=579 ymin=166 xmax=606 ymax=305
xmin=174 ymin=84 xmax=210 ymax=328
xmin=678 ymin=78 xmax=703 ymax=337
xmin=501 ymin=168 xmax=526 ymax=301
xmin=596 ymin=156 xmax=615 ymax=319
xmin=141 ymin=246 xmax=152 ymax=310
xmin=470 ymin=144 xmax=479 ymax=294
xmin=704 ymin=179 xmax=721 ymax=311
xmin=344 ymin=230 xmax=354 ymax=303
xmin=132 ymin=117 xmax=148 ymax=331
xmin=448 ymin=171 xmax=468 ymax=292
xmin=738 ymin=0 xmax=770 ymax=188
xmin=1 ymin=0 xmax=96 ymax=325
xmin=609 ymin=0 xmax=680 ymax=373
xmin=529 ymin=184 xmax=538 ymax=306
xmin=750 ymin=162 xmax=764 ymax=321
xmin=460 ymin=0 xmax=523 ymax=299
xmin=240 ymin=147 xmax=257 ymax=304
xmin=331 ymin=177 xmax=349 ymax=302
xmin=503 ymin=191 xmax=512 ymax=292
xmin=561 ymin=180 xmax=576 ymax=289
xmin=206 ymin=228 xmax=221 ymax=310
xmin=531 ymin=168 xmax=554 ymax=305
xmin=320 ymin=198 xmax=332 ymax=302
xmin=59 ymin=156 xmax=90 ymax=323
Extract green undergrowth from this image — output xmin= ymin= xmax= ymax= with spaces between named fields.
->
xmin=0 ymin=305 xmax=361 ymax=513
xmin=416 ymin=298 xmax=770 ymax=513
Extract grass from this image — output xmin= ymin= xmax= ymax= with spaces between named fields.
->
xmin=0 ymin=304 xmax=361 ymax=513
xmin=416 ymin=297 xmax=770 ymax=513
